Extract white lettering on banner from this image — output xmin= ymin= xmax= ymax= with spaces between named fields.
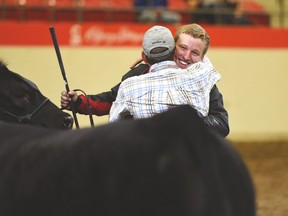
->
xmin=69 ymin=24 xmax=143 ymax=46
xmin=70 ymin=24 xmax=83 ymax=46
xmin=83 ymin=27 xmax=143 ymax=45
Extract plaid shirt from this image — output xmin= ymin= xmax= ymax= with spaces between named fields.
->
xmin=109 ymin=57 xmax=221 ymax=122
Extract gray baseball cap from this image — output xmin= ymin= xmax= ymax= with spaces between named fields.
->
xmin=142 ymin=26 xmax=175 ymax=58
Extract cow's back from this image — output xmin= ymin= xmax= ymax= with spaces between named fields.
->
xmin=0 ymin=105 xmax=255 ymax=216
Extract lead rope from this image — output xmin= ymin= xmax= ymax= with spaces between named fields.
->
xmin=73 ymin=89 xmax=95 ymax=128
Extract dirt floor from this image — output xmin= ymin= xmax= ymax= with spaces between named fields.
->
xmin=233 ymin=141 xmax=288 ymax=216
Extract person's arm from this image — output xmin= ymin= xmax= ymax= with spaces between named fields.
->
xmin=108 ymin=95 xmax=127 ymax=123
xmin=202 ymin=85 xmax=230 ymax=137
xmin=76 ymin=92 xmax=114 ymax=116
xmin=71 ymin=64 xmax=150 ymax=116
xmin=110 ymin=63 xmax=149 ymax=100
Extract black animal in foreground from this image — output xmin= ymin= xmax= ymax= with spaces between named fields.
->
xmin=0 ymin=105 xmax=255 ymax=216
xmin=0 ymin=60 xmax=73 ymax=129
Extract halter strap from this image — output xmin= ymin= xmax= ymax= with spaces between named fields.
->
xmin=0 ymin=98 xmax=49 ymax=123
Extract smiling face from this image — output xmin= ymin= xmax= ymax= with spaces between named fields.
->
xmin=173 ymin=23 xmax=210 ymax=69
xmin=174 ymin=33 xmax=206 ymax=69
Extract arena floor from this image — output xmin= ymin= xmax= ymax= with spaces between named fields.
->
xmin=233 ymin=141 xmax=288 ymax=216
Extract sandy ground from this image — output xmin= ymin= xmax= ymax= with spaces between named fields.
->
xmin=233 ymin=141 xmax=288 ymax=216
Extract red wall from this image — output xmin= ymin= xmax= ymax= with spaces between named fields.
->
xmin=1 ymin=21 xmax=288 ymax=48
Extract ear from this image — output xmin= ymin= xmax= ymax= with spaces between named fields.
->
xmin=141 ymin=51 xmax=150 ymax=65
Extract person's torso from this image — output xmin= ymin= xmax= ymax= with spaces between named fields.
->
xmin=120 ymin=61 xmax=215 ymax=118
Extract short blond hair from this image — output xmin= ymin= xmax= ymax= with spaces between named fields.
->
xmin=174 ymin=23 xmax=210 ymax=56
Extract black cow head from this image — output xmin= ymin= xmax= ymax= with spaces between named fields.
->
xmin=0 ymin=60 xmax=73 ymax=129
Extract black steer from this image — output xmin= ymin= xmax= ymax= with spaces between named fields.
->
xmin=0 ymin=105 xmax=255 ymax=216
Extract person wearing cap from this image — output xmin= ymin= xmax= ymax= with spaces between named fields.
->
xmin=108 ymin=26 xmax=221 ymax=122
xmin=60 ymin=24 xmax=229 ymax=137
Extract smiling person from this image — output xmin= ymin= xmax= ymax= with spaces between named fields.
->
xmin=109 ymin=25 xmax=221 ymax=123
xmin=60 ymin=23 xmax=229 ymax=137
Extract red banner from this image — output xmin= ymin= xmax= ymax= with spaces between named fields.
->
xmin=1 ymin=21 xmax=288 ymax=48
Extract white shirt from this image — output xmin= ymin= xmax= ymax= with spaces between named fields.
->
xmin=109 ymin=57 xmax=221 ymax=122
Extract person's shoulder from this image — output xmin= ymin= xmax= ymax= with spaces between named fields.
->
xmin=203 ymin=56 xmax=214 ymax=66
xmin=122 ymin=64 xmax=149 ymax=81
xmin=120 ymin=73 xmax=144 ymax=88
xmin=186 ymin=56 xmax=214 ymax=70
xmin=185 ymin=61 xmax=204 ymax=71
